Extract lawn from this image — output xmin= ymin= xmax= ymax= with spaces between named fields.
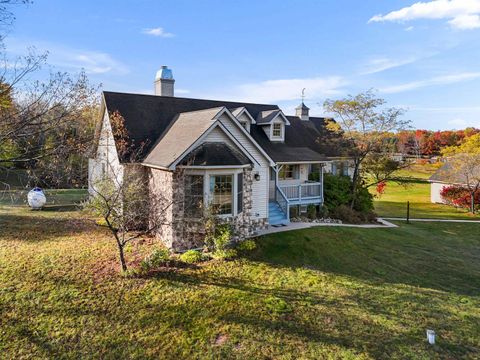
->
xmin=1 ymin=205 xmax=479 ymax=359
xmin=373 ymin=164 xmax=480 ymax=220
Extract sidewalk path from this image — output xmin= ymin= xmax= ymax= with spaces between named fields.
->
xmin=255 ymin=218 xmax=398 ymax=237
xmin=382 ymin=217 xmax=480 ymax=223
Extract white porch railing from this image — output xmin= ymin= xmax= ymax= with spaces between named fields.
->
xmin=275 ymin=186 xmax=290 ymax=221
xmin=279 ymin=182 xmax=322 ymax=203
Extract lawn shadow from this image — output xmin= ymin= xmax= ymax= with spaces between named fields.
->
xmin=148 ymin=269 xmax=467 ymax=358
xmin=0 ymin=213 xmax=97 ymax=242
xmin=246 ymin=224 xmax=480 ymax=297
xmin=41 ymin=204 xmax=82 ymax=212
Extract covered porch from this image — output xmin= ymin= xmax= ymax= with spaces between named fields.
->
xmin=269 ymin=162 xmax=324 ymax=225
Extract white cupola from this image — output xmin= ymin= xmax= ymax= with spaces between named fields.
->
xmin=295 ymin=102 xmax=310 ymax=121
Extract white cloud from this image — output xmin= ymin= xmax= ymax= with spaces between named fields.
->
xmin=142 ymin=27 xmax=175 ymax=38
xmin=405 ymin=26 xmax=415 ymax=31
xmin=5 ymin=39 xmax=129 ymax=75
xmin=361 ymin=56 xmax=420 ymax=75
xmin=380 ymin=72 xmax=480 ymax=93
xmin=447 ymin=13 xmax=480 ymax=28
xmin=211 ymin=76 xmax=346 ymax=103
xmin=369 ymin=0 xmax=480 ymax=30
xmin=447 ymin=117 xmax=480 ymax=128
xmin=448 ymin=117 xmax=468 ymax=127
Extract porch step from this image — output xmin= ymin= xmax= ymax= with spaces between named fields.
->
xmin=268 ymin=202 xmax=289 ymax=226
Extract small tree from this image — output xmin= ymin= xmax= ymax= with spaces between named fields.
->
xmin=441 ymin=134 xmax=480 ymax=213
xmin=87 ymin=113 xmax=175 ymax=272
xmin=323 ymin=90 xmax=410 ymax=208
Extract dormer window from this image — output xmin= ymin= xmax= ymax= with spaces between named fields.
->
xmin=239 ymin=121 xmax=249 ymax=131
xmin=272 ymin=123 xmax=282 ymax=138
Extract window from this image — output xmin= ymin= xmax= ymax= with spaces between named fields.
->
xmin=237 ymin=173 xmax=243 ymax=214
xmin=279 ymin=165 xmax=298 ymax=180
xmin=272 ymin=123 xmax=282 ymax=137
xmin=308 ymin=164 xmax=321 ymax=181
xmin=332 ymin=161 xmax=349 ymax=176
xmin=240 ymin=121 xmax=248 ymax=130
xmin=332 ymin=161 xmax=350 ymax=176
xmin=184 ymin=175 xmax=204 ymax=217
xmin=210 ymin=175 xmax=233 ymax=215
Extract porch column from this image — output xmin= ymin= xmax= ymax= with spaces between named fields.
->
xmin=321 ymin=164 xmax=324 ymax=202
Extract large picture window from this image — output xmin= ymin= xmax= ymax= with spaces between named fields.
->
xmin=210 ymin=175 xmax=233 ymax=215
xmin=279 ymin=165 xmax=298 ymax=180
xmin=184 ymin=175 xmax=204 ymax=217
xmin=272 ymin=123 xmax=282 ymax=137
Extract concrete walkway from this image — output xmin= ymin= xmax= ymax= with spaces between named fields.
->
xmin=254 ymin=216 xmax=480 ymax=237
xmin=382 ymin=217 xmax=480 ymax=223
xmin=255 ymin=218 xmax=398 ymax=236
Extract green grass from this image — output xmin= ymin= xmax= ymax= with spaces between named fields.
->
xmin=373 ymin=164 xmax=480 ymax=220
xmin=1 ymin=206 xmax=479 ymax=359
xmin=0 ymin=188 xmax=88 ymax=208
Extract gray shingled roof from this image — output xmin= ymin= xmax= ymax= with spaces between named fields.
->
xmin=143 ymin=107 xmax=223 ymax=168
xmin=256 ymin=109 xmax=283 ymax=124
xmin=103 ymin=91 xmax=279 ymax=162
xmin=296 ymin=102 xmax=310 ymax=110
xmin=180 ymin=142 xmax=251 ymax=166
xmin=102 ymin=91 xmax=348 ymax=164
xmin=429 ymin=160 xmax=480 ymax=184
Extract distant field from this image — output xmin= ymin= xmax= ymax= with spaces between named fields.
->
xmin=373 ymin=163 xmax=480 ymax=220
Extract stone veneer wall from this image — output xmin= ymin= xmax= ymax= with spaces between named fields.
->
xmin=147 ymin=166 xmax=268 ymax=252
xmin=225 ymin=168 xmax=268 ymax=240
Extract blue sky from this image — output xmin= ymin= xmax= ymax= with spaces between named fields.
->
xmin=7 ymin=0 xmax=480 ymax=130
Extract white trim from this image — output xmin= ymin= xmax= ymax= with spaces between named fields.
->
xmin=258 ymin=110 xmax=291 ymax=126
xmin=142 ymin=162 xmax=172 ymax=171
xmin=277 ymin=161 xmax=327 ymax=165
xmin=216 ymin=108 xmax=276 ymax=166
xmin=178 ymin=164 xmax=251 ymax=170
xmin=205 ymin=169 xmax=244 ymax=217
xmin=270 ymin=121 xmax=284 ymax=142
xmin=234 ymin=107 xmax=256 ymax=124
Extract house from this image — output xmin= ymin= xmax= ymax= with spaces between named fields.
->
xmin=429 ymin=161 xmax=479 ymax=204
xmin=89 ymin=66 xmax=351 ymax=250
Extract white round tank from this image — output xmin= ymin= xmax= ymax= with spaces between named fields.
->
xmin=27 ymin=187 xmax=46 ymax=209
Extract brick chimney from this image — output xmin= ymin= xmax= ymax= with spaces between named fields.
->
xmin=154 ymin=65 xmax=175 ymax=96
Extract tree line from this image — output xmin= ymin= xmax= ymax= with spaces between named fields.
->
xmin=0 ymin=1 xmax=99 ymax=190
xmin=393 ymin=128 xmax=479 ymax=157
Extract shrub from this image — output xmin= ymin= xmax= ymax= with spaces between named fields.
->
xmin=440 ymin=185 xmax=480 ymax=210
xmin=289 ymin=206 xmax=299 ymax=218
xmin=213 ymin=224 xmax=232 ymax=251
xmin=205 ymin=219 xmax=233 ymax=252
xmin=331 ymin=205 xmax=362 ymax=224
xmin=179 ymin=250 xmax=204 ymax=264
xmin=237 ymin=239 xmax=256 ymax=252
xmin=323 ymin=173 xmax=352 ymax=212
xmin=323 ymin=173 xmax=374 ymax=215
xmin=140 ymin=248 xmax=170 ymax=271
xmin=317 ymin=205 xmax=329 ymax=218
xmin=213 ymin=248 xmax=238 ymax=260
xmin=307 ymin=204 xmax=317 ymax=220
xmin=353 ymin=186 xmax=374 ymax=213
